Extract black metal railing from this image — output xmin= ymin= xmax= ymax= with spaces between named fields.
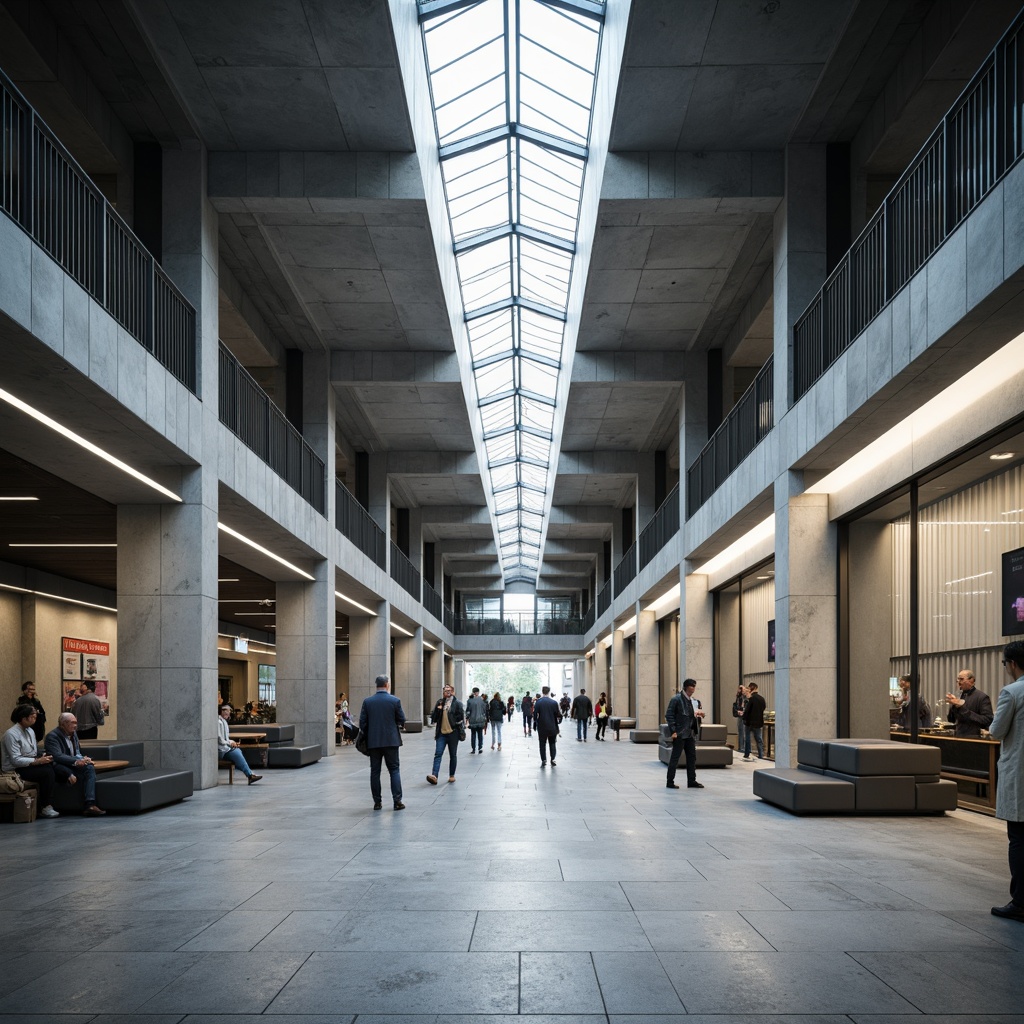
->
xmin=443 ymin=604 xmax=455 ymax=632
xmin=686 ymin=357 xmax=774 ymax=517
xmin=455 ymin=613 xmax=584 ymax=635
xmin=639 ymin=482 xmax=680 ymax=570
xmin=219 ymin=344 xmax=325 ymax=512
xmin=582 ymin=603 xmax=595 ymax=634
xmin=597 ymin=579 xmax=611 ymax=616
xmin=422 ymin=580 xmax=443 ymax=620
xmin=1 ymin=70 xmax=196 ymax=393
xmin=613 ymin=542 xmax=637 ymax=594
xmin=793 ymin=10 xmax=1024 ymax=401
xmin=390 ymin=541 xmax=421 ymax=600
xmin=336 ymin=480 xmax=387 ymax=569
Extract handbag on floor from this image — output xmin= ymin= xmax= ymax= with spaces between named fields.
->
xmin=12 ymin=791 xmax=36 ymax=823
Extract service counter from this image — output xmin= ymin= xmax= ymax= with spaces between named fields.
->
xmin=890 ymin=729 xmax=998 ymax=813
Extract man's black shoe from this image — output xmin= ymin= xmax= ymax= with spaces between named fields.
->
xmin=394 ymin=801 xmax=405 ymax=810
xmin=373 ymin=802 xmax=382 ymax=810
xmin=551 ymin=760 xmax=556 ymax=766
xmin=991 ymin=901 xmax=1024 ymax=920
xmin=667 ymin=783 xmax=680 ymax=789
xmin=540 ymin=761 xmax=546 ymax=767
xmin=687 ymin=782 xmax=705 ymax=789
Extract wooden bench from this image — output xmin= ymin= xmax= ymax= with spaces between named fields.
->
xmin=219 ymin=758 xmax=236 ymax=784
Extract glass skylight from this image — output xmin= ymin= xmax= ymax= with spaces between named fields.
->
xmin=418 ymin=0 xmax=604 ymax=582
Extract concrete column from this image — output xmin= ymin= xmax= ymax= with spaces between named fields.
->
xmin=407 ymin=509 xmax=423 ymax=575
xmin=393 ymin=626 xmax=424 ymax=724
xmin=682 ymin=573 xmax=713 ymax=693
xmin=303 ymin=349 xmax=336 ymax=526
xmin=429 ymin=642 xmax=446 ymax=716
xmin=117 ymin=493 xmax=218 ymax=786
xmin=348 ymin=603 xmax=390 ymax=716
xmin=677 ymin=380 xmax=707 ymax=543
xmin=848 ymin=521 xmax=892 ymax=738
xmin=773 ymin=144 xmax=826 ymax=417
xmin=636 ymin=453 xmax=656 ymax=535
xmin=367 ymin=455 xmax=390 ymax=534
xmin=276 ymin=562 xmax=335 ymax=755
xmin=611 ymin=628 xmax=630 ymax=716
xmin=444 ymin=652 xmax=454 ymax=688
xmin=116 ymin=144 xmax=220 ymax=787
xmin=774 ymin=475 xmax=837 ymax=766
xmin=635 ymin=606 xmax=659 ymax=728
xmin=454 ymin=659 xmax=467 ymax=700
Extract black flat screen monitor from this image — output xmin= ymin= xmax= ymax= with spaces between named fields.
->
xmin=767 ymin=619 xmax=776 ymax=662
xmin=1002 ymin=545 xmax=1024 ymax=636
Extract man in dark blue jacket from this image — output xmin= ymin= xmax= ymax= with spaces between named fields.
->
xmin=665 ymin=678 xmax=705 ymax=789
xmin=533 ymin=685 xmax=562 ymax=766
xmin=358 ymin=674 xmax=406 ymax=810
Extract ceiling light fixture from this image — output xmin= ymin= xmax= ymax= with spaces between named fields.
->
xmin=335 ymin=590 xmax=377 ymax=616
xmin=599 ymin=633 xmax=612 ymax=647
xmin=391 ymin=622 xmax=414 ymax=638
xmin=0 ymin=582 xmax=115 ymax=613
xmin=217 ymin=523 xmax=314 ymax=580
xmin=991 ymin=451 xmax=1016 ymax=460
xmin=645 ymin=582 xmax=681 ymax=616
xmin=693 ymin=515 xmax=776 ymax=577
xmin=218 ymin=578 xmax=240 ymax=583
xmin=423 ymin=640 xmax=437 ymax=651
xmin=0 ymin=386 xmax=182 ymax=502
xmin=0 ymin=496 xmax=39 ymax=501
xmin=9 ymin=543 xmax=116 ymax=548
xmin=618 ymin=615 xmax=637 ymax=637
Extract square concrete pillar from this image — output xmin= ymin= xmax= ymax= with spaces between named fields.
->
xmin=774 ymin=144 xmax=826 ymax=416
xmin=428 ymin=642 xmax=446 ymax=718
xmin=682 ymin=572 xmax=713 ymax=692
xmin=774 ymin=475 xmax=837 ymax=766
xmin=611 ymin=628 xmax=630 ymax=716
xmin=454 ymin=659 xmax=467 ymax=700
xmin=303 ymin=350 xmax=336 ymax=524
xmin=635 ymin=606 xmax=659 ymax=728
xmin=393 ymin=626 xmax=423 ymax=724
xmin=348 ymin=604 xmax=390 ymax=716
xmin=368 ymin=454 xmax=390 ymax=535
xmin=117 ymin=493 xmax=218 ymax=788
xmin=444 ymin=651 xmax=454 ymax=688
xmin=276 ymin=563 xmax=335 ymax=755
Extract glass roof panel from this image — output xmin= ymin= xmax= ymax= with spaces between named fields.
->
xmin=418 ymin=0 xmax=604 ymax=581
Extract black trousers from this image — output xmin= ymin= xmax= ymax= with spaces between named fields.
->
xmin=667 ymin=734 xmax=697 ymax=786
xmin=17 ymin=764 xmax=55 ymax=807
xmin=369 ymin=746 xmax=402 ymax=804
xmin=538 ymin=731 xmax=557 ymax=763
xmin=1009 ymin=819 xmax=1024 ymax=907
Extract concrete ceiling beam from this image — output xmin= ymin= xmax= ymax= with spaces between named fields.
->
xmin=548 ymin=506 xmax=618 ymax=526
xmin=387 ymin=451 xmax=480 ymax=476
xmin=419 ymin=506 xmax=491 ymax=525
xmin=558 ymin=451 xmax=643 ymax=475
xmin=571 ymin=351 xmax=695 ymax=384
xmin=331 ymin=351 xmax=461 ymax=385
xmin=602 ymin=151 xmax=783 ymax=203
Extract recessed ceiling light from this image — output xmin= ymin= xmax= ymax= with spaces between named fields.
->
xmin=234 ymin=612 xmax=276 ymax=616
xmin=0 ymin=582 xmax=114 ymax=612
xmin=990 ymin=451 xmax=1016 ymax=460
xmin=0 ymin=386 xmax=182 ymax=501
xmin=217 ymin=523 xmax=314 ymax=580
xmin=335 ymin=590 xmax=376 ymax=616
xmin=391 ymin=622 xmax=414 ymax=637
xmin=9 ymin=543 xmax=116 ymax=548
xmin=218 ymin=578 xmax=240 ymax=583
xmin=0 ymin=496 xmax=39 ymax=501
xmin=757 ymin=575 xmax=769 ymax=580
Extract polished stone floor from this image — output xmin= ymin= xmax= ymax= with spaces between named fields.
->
xmin=1 ymin=723 xmax=1022 ymax=1024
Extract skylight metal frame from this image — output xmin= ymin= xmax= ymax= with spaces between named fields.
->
xmin=418 ymin=0 xmax=604 ymax=582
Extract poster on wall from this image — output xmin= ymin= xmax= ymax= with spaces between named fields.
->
xmin=1003 ymin=546 xmax=1024 ymax=636
xmin=62 ymin=636 xmax=111 ymax=713
xmin=767 ymin=619 xmax=776 ymax=662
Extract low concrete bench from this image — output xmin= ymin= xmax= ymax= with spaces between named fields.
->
xmin=629 ymin=729 xmax=661 ymax=743
xmin=95 ymin=769 xmax=193 ymax=813
xmin=268 ymin=745 xmax=322 ymax=768
xmin=657 ymin=724 xmax=734 ymax=767
xmin=755 ymin=738 xmax=957 ymax=815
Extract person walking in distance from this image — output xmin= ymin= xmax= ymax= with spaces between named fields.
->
xmin=466 ymin=687 xmax=488 ymax=754
xmin=594 ymin=692 xmax=611 ymax=740
xmin=533 ymin=685 xmax=562 ymax=767
xmin=358 ymin=674 xmax=406 ymax=810
xmin=571 ymin=688 xmax=593 ymax=742
xmin=488 ymin=691 xmax=505 ymax=751
xmin=989 ymin=640 xmax=1024 ymax=921
xmin=665 ymin=679 xmax=705 ymax=790
xmin=427 ymin=682 xmax=465 ymax=784
xmin=742 ymin=682 xmax=766 ymax=760
xmin=521 ymin=691 xmax=535 ymax=737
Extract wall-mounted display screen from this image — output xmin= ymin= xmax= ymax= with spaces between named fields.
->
xmin=1002 ymin=545 xmax=1024 ymax=636
xmin=768 ymin=619 xmax=776 ymax=662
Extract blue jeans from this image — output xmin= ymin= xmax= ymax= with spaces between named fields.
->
xmin=736 ymin=718 xmax=747 ymax=753
xmin=223 ymin=746 xmax=253 ymax=778
xmin=490 ymin=721 xmax=502 ymax=746
xmin=369 ymin=746 xmax=402 ymax=803
xmin=744 ymin=727 xmax=763 ymax=758
xmin=522 ymin=712 xmax=532 ymax=735
xmin=432 ymin=732 xmax=459 ymax=777
xmin=576 ymin=717 xmax=588 ymax=740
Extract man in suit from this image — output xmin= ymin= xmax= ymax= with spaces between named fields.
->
xmin=946 ymin=668 xmax=994 ymax=737
xmin=44 ymin=712 xmax=106 ymax=816
xmin=665 ymin=678 xmax=705 ymax=790
xmin=990 ymin=640 xmax=1024 ymax=921
xmin=358 ymin=674 xmax=406 ymax=810
xmin=533 ymin=685 xmax=562 ymax=766
xmin=571 ymin=688 xmax=593 ymax=742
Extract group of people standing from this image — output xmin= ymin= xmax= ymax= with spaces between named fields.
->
xmin=731 ymin=682 xmax=767 ymax=760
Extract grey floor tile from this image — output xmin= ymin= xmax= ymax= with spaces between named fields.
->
xmin=300 ymin=909 xmax=474 ymax=951
xmin=635 ymin=910 xmax=776 ymax=951
xmin=592 ymin=950 xmax=686 ymax=1013
xmin=759 ymin=879 xmax=912 ymax=911
xmin=176 ymin=910 xmax=292 ymax=951
xmin=519 ymin=952 xmax=604 ymax=1014
xmin=937 ymin=909 xmax=1024 ymax=949
xmin=471 ymin=910 xmax=651 ymax=951
xmin=849 ymin=949 xmax=1024 ymax=1013
xmin=79 ymin=911 xmax=225 ymax=952
xmin=77 ymin=1016 xmax=186 ymax=1024
xmin=848 ymin=1017 xmax=1024 ymax=1024
xmin=657 ymin=951 xmax=918 ymax=1014
xmin=178 ymin=1016 xmax=350 ymax=1024
xmin=251 ymin=910 xmax=350 ymax=951
xmin=621 ymin=880 xmax=789 ymax=912
xmin=610 ymin=1017 xmax=853 ymax=1024
xmin=350 ymin=879 xmax=628 ymax=911
xmin=267 ymin=952 xmax=518 ymax=1014
xmin=558 ymin=857 xmax=705 ymax=881
xmin=137 ymin=951 xmax=308 ymax=1013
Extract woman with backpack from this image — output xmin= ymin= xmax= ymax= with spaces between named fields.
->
xmin=488 ymin=692 xmax=505 ymax=750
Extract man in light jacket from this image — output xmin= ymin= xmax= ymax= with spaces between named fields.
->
xmin=990 ymin=640 xmax=1024 ymax=921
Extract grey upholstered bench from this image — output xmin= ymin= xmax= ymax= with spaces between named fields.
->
xmin=629 ymin=729 xmax=661 ymax=743
xmin=230 ymin=724 xmax=294 ymax=747
xmin=657 ymin=723 xmax=734 ymax=767
xmin=79 ymin=740 xmax=145 ymax=767
xmin=267 ymin=745 xmax=322 ymax=768
xmin=753 ymin=767 xmax=856 ymax=813
xmin=94 ymin=769 xmax=193 ymax=813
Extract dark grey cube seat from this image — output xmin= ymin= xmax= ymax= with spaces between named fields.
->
xmin=267 ymin=745 xmax=322 ymax=768
xmin=658 ymin=740 xmax=734 ymax=767
xmin=698 ymin=723 xmax=727 ymax=744
xmin=230 ymin=724 xmax=294 ymax=745
xmin=827 ymin=740 xmax=940 ymax=776
xmin=629 ymin=729 xmax=661 ymax=743
xmin=916 ymin=780 xmax=959 ymax=811
xmin=823 ymin=770 xmax=917 ymax=812
xmin=79 ymin=741 xmax=145 ymax=767
xmin=753 ymin=767 xmax=856 ymax=814
xmin=402 ymin=721 xmax=423 ymax=733
xmin=94 ymin=770 xmax=193 ymax=813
